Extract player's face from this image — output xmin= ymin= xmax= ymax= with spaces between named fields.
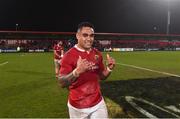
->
xmin=76 ymin=27 xmax=94 ymax=50
xmin=58 ymin=41 xmax=62 ymax=46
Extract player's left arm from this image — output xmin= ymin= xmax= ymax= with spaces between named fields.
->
xmin=99 ymin=54 xmax=115 ymax=80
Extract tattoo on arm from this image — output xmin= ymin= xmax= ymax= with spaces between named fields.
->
xmin=58 ymin=71 xmax=77 ymax=88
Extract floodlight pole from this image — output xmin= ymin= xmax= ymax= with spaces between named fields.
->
xmin=16 ymin=24 xmax=19 ymax=31
xmin=166 ymin=0 xmax=170 ymax=35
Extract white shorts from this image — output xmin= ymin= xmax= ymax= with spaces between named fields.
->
xmin=68 ymin=98 xmax=108 ymax=119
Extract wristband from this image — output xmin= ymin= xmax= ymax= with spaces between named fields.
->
xmin=107 ymin=66 xmax=112 ymax=72
xmin=72 ymin=69 xmax=80 ymax=77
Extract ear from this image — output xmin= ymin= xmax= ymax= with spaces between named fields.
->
xmin=76 ymin=32 xmax=80 ymax=40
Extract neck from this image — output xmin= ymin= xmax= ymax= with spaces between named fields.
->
xmin=77 ymin=44 xmax=91 ymax=51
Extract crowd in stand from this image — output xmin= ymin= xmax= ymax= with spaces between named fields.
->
xmin=0 ymin=39 xmax=73 ymax=52
xmin=1 ymin=39 xmax=180 ymax=52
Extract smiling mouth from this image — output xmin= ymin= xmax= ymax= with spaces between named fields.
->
xmin=85 ymin=42 xmax=92 ymax=45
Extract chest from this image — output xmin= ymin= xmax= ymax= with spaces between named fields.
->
xmin=71 ymin=51 xmax=101 ymax=71
xmin=80 ymin=51 xmax=100 ymax=64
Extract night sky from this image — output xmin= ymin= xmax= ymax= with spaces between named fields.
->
xmin=0 ymin=0 xmax=180 ymax=34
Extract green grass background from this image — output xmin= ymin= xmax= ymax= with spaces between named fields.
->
xmin=0 ymin=51 xmax=180 ymax=118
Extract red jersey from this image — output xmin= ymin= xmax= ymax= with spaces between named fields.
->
xmin=60 ymin=45 xmax=105 ymax=109
xmin=53 ymin=44 xmax=64 ymax=60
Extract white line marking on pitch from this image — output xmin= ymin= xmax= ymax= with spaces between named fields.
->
xmin=0 ymin=61 xmax=9 ymax=66
xmin=165 ymin=105 xmax=180 ymax=113
xmin=117 ymin=62 xmax=180 ymax=78
xmin=125 ymin=96 xmax=180 ymax=118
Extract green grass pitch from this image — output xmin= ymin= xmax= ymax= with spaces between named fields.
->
xmin=0 ymin=51 xmax=180 ymax=118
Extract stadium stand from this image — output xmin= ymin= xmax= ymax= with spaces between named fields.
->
xmin=1 ymin=31 xmax=180 ymax=53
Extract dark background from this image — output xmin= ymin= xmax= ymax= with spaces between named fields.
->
xmin=0 ymin=0 xmax=180 ymax=34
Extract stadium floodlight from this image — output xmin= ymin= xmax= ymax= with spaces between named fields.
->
xmin=159 ymin=0 xmax=178 ymax=35
xmin=16 ymin=24 xmax=19 ymax=31
xmin=163 ymin=0 xmax=178 ymax=34
xmin=156 ymin=0 xmax=171 ymax=35
xmin=166 ymin=0 xmax=170 ymax=35
xmin=149 ymin=0 xmax=177 ymax=35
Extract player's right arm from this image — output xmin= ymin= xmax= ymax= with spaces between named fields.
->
xmin=58 ymin=72 xmax=77 ymax=88
xmin=58 ymin=56 xmax=92 ymax=88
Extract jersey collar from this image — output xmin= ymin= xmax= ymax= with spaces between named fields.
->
xmin=74 ymin=44 xmax=92 ymax=54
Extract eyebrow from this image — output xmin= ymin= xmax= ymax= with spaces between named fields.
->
xmin=82 ymin=33 xmax=95 ymax=37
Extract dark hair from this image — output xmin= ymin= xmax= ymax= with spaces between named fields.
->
xmin=77 ymin=22 xmax=94 ymax=32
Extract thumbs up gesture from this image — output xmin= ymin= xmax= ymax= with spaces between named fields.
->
xmin=106 ymin=53 xmax=115 ymax=70
xmin=76 ymin=56 xmax=93 ymax=75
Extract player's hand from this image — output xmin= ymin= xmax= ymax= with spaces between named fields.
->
xmin=75 ymin=56 xmax=94 ymax=74
xmin=58 ymin=56 xmax=62 ymax=59
xmin=106 ymin=53 xmax=115 ymax=70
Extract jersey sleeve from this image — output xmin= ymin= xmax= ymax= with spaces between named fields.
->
xmin=59 ymin=52 xmax=74 ymax=75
